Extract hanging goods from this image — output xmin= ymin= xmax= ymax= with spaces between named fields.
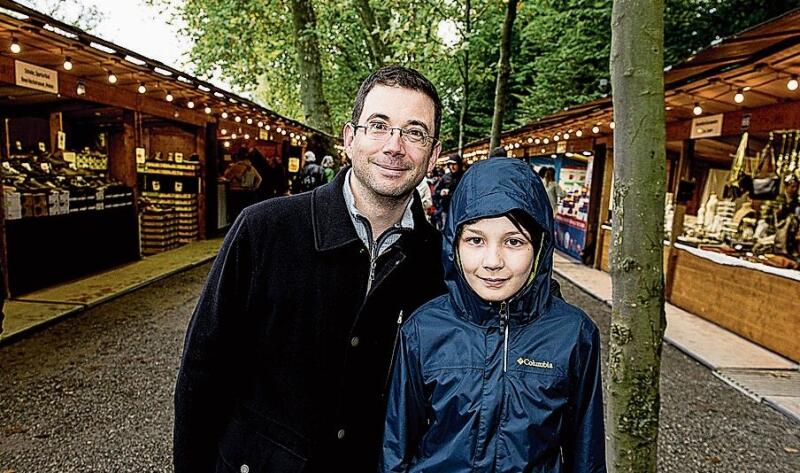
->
xmin=724 ymin=132 xmax=752 ymax=199
xmin=749 ymin=140 xmax=780 ymax=200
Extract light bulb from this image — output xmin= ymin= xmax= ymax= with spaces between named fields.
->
xmin=609 ymin=121 xmax=615 ymax=129
xmin=221 ymin=128 xmax=227 ymax=135
xmin=221 ymin=111 xmax=229 ymax=119
xmin=543 ymin=138 xmax=550 ymax=144
xmin=576 ymin=129 xmax=583 ymax=137
xmin=788 ymin=76 xmax=799 ymax=91
xmin=246 ymin=118 xmax=253 ymax=125
xmin=563 ymin=133 xmax=570 ymax=140
xmin=553 ymin=135 xmax=560 ymax=141
xmin=527 ymin=137 xmax=533 ymax=144
xmin=9 ymin=37 xmax=21 ymax=54
xmin=204 ymin=106 xmax=212 ymax=114
xmin=265 ymin=125 xmax=271 ymax=131
xmin=302 ymin=135 xmax=307 ymax=141
xmin=63 ymin=57 xmax=73 ymax=71
xmin=107 ymin=71 xmax=117 ymax=84
xmin=223 ymin=141 xmax=230 ymax=148
xmin=592 ymin=126 xmax=600 ymax=134
xmin=734 ymin=90 xmax=744 ymax=103
xmin=281 ymin=130 xmax=287 ymax=135
xmin=276 ymin=127 xmax=282 ymax=133
xmin=257 ymin=121 xmax=264 ymax=128
xmin=138 ymin=83 xmax=146 ymax=94
xmin=534 ymin=138 xmax=541 ymax=145
xmin=244 ymin=134 xmax=250 ymax=140
xmin=514 ymin=143 xmax=520 ymax=149
xmin=290 ymin=132 xmax=295 ymax=138
xmin=165 ymin=91 xmax=174 ymax=102
xmin=187 ymin=101 xmax=195 ymax=109
xmin=231 ymin=133 xmax=238 ymax=139
xmin=234 ymin=116 xmax=241 ymax=123
xmin=692 ymin=103 xmax=703 ymax=115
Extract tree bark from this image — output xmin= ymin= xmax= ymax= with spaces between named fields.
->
xmin=290 ymin=0 xmax=333 ymax=134
xmin=457 ymin=0 xmax=471 ymax=155
xmin=353 ymin=0 xmax=388 ymax=68
xmin=607 ymin=1 xmax=667 ymax=473
xmin=489 ymin=0 xmax=516 ymax=152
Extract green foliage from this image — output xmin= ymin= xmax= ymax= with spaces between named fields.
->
xmin=153 ymin=0 xmax=800 ymax=148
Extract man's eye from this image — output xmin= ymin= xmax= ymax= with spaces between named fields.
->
xmin=369 ymin=122 xmax=389 ymax=132
xmin=406 ymin=129 xmax=425 ymax=140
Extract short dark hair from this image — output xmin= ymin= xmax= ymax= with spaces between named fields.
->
xmin=351 ymin=65 xmax=442 ymax=139
xmin=490 ymin=146 xmax=507 ymax=158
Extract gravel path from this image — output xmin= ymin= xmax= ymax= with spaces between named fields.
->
xmin=0 ymin=263 xmax=798 ymax=472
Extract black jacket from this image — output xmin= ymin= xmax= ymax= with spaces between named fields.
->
xmin=174 ymin=168 xmax=446 ymax=473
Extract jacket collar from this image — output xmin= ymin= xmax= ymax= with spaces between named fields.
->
xmin=312 ymin=166 xmax=434 ymax=252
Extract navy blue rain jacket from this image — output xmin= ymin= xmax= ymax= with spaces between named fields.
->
xmin=381 ymin=158 xmax=606 ymax=472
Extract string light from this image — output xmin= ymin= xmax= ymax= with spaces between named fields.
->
xmin=221 ymin=111 xmax=229 ymax=119
xmin=244 ymin=133 xmax=250 ymax=140
xmin=231 ymin=133 xmax=238 ymax=139
xmin=138 ymin=83 xmax=147 ymax=94
xmin=265 ymin=125 xmax=271 ymax=131
xmin=107 ymin=70 xmax=118 ymax=84
xmin=204 ymin=105 xmax=212 ymax=114
xmin=234 ymin=116 xmax=241 ymax=123
xmin=246 ymin=118 xmax=253 ymax=125
xmin=553 ymin=134 xmax=560 ymax=141
xmin=165 ymin=91 xmax=174 ymax=102
xmin=276 ymin=127 xmax=282 ymax=133
xmin=527 ymin=137 xmax=533 ymax=144
xmin=9 ymin=37 xmax=21 ymax=54
xmin=543 ymin=138 xmax=550 ymax=144
xmin=788 ymin=76 xmax=799 ymax=91
xmin=223 ymin=141 xmax=230 ymax=148
xmin=734 ymin=89 xmax=745 ymax=103
xmin=534 ymin=138 xmax=541 ymax=145
xmin=692 ymin=103 xmax=703 ymax=115
xmin=576 ymin=129 xmax=583 ymax=137
xmin=609 ymin=121 xmax=615 ymax=129
xmin=221 ymin=128 xmax=228 ymax=135
xmin=257 ymin=121 xmax=264 ymax=128
xmin=63 ymin=56 xmax=73 ymax=71
xmin=563 ymin=132 xmax=570 ymax=140
xmin=187 ymin=100 xmax=195 ymax=109
xmin=592 ymin=126 xmax=600 ymax=134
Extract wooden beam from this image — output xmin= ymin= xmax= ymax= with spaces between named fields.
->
xmin=667 ymin=99 xmax=800 ymax=141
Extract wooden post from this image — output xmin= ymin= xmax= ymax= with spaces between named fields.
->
xmin=594 ymin=144 xmax=615 ymax=270
xmin=584 ymin=143 xmax=607 ymax=266
xmin=49 ymin=112 xmax=63 ymax=153
xmin=108 ymin=110 xmax=138 ymax=188
xmin=665 ymin=139 xmax=693 ymax=297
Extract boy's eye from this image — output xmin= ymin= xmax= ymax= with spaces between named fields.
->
xmin=506 ymin=238 xmax=526 ymax=247
xmin=464 ymin=236 xmax=483 ymax=245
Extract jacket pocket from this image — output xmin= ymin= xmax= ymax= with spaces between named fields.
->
xmin=216 ymin=414 xmax=308 ymax=473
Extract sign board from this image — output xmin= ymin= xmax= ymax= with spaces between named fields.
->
xmin=288 ymin=157 xmax=300 ymax=173
xmin=690 ymin=113 xmax=723 ymax=139
xmin=63 ymin=151 xmax=76 ymax=163
xmin=175 ymin=152 xmax=184 ymax=163
xmin=15 ymin=60 xmax=58 ymax=94
xmin=57 ymin=131 xmax=66 ymax=151
xmin=135 ymin=147 xmax=146 ymax=164
xmin=259 ymin=129 xmax=269 ymax=141
xmin=556 ymin=141 xmax=567 ymax=153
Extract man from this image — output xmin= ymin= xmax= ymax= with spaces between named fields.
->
xmin=174 ymin=65 xmax=446 ymax=473
xmin=294 ymin=150 xmax=327 ymax=193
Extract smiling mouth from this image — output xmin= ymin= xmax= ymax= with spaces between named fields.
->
xmin=479 ymin=277 xmax=509 ymax=287
xmin=375 ymin=162 xmax=410 ymax=172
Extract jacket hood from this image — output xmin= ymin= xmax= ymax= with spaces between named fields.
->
xmin=443 ymin=158 xmax=555 ymax=326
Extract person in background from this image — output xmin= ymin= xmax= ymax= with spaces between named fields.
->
xmin=416 ymin=178 xmax=433 ymax=216
xmin=321 ymin=155 xmax=337 ymax=183
xmin=294 ymin=150 xmax=327 ymax=193
xmin=381 ymin=158 xmax=605 ymax=472
xmin=223 ymin=148 xmax=263 ymax=219
xmin=433 ymin=154 xmax=464 ymax=229
xmin=543 ymin=166 xmax=564 ymax=212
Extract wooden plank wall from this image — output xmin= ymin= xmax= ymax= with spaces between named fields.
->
xmin=669 ymin=249 xmax=800 ymax=362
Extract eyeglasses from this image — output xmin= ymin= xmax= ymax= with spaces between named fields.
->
xmin=349 ymin=121 xmax=437 ymax=148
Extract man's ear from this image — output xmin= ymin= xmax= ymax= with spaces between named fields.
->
xmin=343 ymin=123 xmax=355 ymax=161
xmin=427 ymin=141 xmax=442 ymax=174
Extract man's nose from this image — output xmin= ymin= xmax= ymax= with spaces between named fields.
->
xmin=381 ymin=128 xmax=405 ymax=155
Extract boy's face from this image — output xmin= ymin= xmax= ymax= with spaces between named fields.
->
xmin=458 ymin=216 xmax=535 ymax=302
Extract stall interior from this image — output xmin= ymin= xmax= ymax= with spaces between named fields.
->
xmin=136 ymin=117 xmax=203 ymax=255
xmin=1 ymin=96 xmax=138 ymax=296
xmin=666 ymin=130 xmax=799 ymax=270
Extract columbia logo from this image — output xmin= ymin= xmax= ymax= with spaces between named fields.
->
xmin=517 ymin=357 xmax=554 ymax=369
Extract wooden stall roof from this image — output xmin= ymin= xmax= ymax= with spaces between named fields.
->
xmin=0 ymin=0 xmax=333 ymax=140
xmin=458 ymin=8 xmax=800 ymax=157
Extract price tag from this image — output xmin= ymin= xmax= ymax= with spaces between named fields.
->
xmin=63 ymin=151 xmax=76 ymax=163
xmin=175 ymin=182 xmax=184 ymax=192
xmin=40 ymin=163 xmax=51 ymax=173
xmin=38 ymin=142 xmax=46 ymax=152
xmin=288 ymin=157 xmax=300 ymax=173
xmin=14 ymin=141 xmax=22 ymax=151
xmin=57 ymin=131 xmax=66 ymax=150
xmin=175 ymin=152 xmax=184 ymax=163
xmin=152 ymin=181 xmax=161 ymax=192
xmin=136 ymin=147 xmax=146 ymax=165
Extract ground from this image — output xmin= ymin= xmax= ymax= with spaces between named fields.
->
xmin=0 ymin=264 xmax=798 ymax=472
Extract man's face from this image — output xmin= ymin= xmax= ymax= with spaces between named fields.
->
xmin=343 ymin=85 xmax=441 ymax=200
xmin=448 ymin=162 xmax=460 ymax=173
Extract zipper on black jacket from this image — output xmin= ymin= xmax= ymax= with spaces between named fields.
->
xmin=499 ymin=301 xmax=509 ymax=372
xmin=382 ymin=310 xmax=404 ymax=397
xmin=356 ymin=215 xmax=404 ymax=297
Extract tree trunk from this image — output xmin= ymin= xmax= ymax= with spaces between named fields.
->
xmin=489 ymin=0 xmax=516 ymax=152
xmin=457 ymin=0 xmax=471 ymax=155
xmin=607 ymin=1 xmax=667 ymax=472
xmin=290 ymin=0 xmax=333 ymax=134
xmin=353 ymin=0 xmax=388 ymax=68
